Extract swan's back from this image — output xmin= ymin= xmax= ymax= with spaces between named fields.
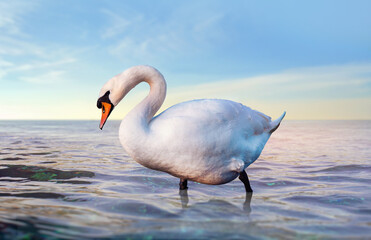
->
xmin=151 ymin=99 xmax=271 ymax=137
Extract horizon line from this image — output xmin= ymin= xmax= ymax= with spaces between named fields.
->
xmin=1 ymin=119 xmax=370 ymax=121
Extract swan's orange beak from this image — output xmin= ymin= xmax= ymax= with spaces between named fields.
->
xmin=100 ymin=102 xmax=113 ymax=130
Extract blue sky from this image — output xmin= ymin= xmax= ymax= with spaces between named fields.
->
xmin=0 ymin=0 xmax=370 ymax=120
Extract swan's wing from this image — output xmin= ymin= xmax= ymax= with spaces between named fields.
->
xmin=152 ymin=99 xmax=241 ymax=126
xmin=150 ymin=99 xmax=272 ymax=137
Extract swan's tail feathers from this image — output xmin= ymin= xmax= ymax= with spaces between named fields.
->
xmin=269 ymin=111 xmax=286 ymax=134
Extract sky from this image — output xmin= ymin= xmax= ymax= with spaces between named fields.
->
xmin=0 ymin=0 xmax=370 ymax=120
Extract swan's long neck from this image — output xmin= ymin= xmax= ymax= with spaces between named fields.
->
xmin=117 ymin=66 xmax=166 ymax=160
xmin=123 ymin=66 xmax=166 ymax=126
xmin=118 ymin=66 xmax=166 ymax=157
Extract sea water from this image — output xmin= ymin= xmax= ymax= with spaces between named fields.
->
xmin=0 ymin=120 xmax=370 ymax=239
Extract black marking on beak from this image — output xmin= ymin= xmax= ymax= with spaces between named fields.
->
xmin=97 ymin=91 xmax=111 ymax=109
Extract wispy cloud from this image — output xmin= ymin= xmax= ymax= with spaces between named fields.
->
xmin=0 ymin=53 xmax=77 ymax=84
xmin=101 ymin=9 xmax=134 ymax=39
xmin=0 ymin=1 xmax=81 ymax=85
xmin=0 ymin=35 xmax=47 ymax=57
xmin=164 ymin=63 xmax=371 ymax=102
xmin=0 ymin=59 xmax=14 ymax=67
xmin=20 ymin=70 xmax=66 ymax=84
xmin=7 ymin=58 xmax=76 ymax=73
xmin=101 ymin=5 xmax=225 ymax=63
xmin=0 ymin=0 xmax=37 ymax=36
xmin=0 ymin=2 xmax=84 ymax=119
xmin=0 ymin=1 xmax=45 ymax=59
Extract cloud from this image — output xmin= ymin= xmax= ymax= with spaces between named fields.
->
xmin=162 ymin=63 xmax=371 ymax=102
xmin=0 ymin=1 xmax=46 ymax=59
xmin=0 ymin=59 xmax=14 ymax=67
xmin=8 ymin=58 xmax=76 ymax=72
xmin=20 ymin=70 xmax=66 ymax=84
xmin=101 ymin=9 xmax=134 ymax=39
xmin=0 ymin=35 xmax=47 ymax=57
xmin=0 ymin=55 xmax=76 ymax=84
xmin=101 ymin=5 xmax=225 ymax=63
xmin=0 ymin=0 xmax=37 ymax=36
xmin=0 ymin=2 xmax=85 ymax=86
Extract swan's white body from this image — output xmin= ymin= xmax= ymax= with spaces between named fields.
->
xmin=99 ymin=66 xmax=285 ymax=185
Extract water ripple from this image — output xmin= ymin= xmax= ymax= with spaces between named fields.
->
xmin=0 ymin=120 xmax=370 ymax=239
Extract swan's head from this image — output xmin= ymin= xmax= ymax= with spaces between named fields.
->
xmin=97 ymin=65 xmax=165 ymax=129
xmin=97 ymin=73 xmax=126 ymax=130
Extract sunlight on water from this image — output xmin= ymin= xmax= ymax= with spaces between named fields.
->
xmin=0 ymin=120 xmax=370 ymax=239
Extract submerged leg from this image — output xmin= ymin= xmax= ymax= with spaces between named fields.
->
xmin=239 ymin=170 xmax=253 ymax=193
xmin=179 ymin=189 xmax=189 ymax=208
xmin=179 ymin=178 xmax=188 ymax=190
xmin=243 ymin=192 xmax=253 ymax=214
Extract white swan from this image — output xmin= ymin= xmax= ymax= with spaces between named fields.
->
xmin=97 ymin=65 xmax=285 ymax=192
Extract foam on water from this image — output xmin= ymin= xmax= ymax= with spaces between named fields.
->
xmin=0 ymin=120 xmax=370 ymax=239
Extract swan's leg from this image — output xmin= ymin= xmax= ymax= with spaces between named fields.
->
xmin=243 ymin=192 xmax=253 ymax=214
xmin=239 ymin=170 xmax=253 ymax=192
xmin=179 ymin=189 xmax=189 ymax=208
xmin=179 ymin=178 xmax=188 ymax=190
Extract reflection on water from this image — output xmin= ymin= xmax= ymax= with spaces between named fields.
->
xmin=179 ymin=189 xmax=252 ymax=214
xmin=0 ymin=120 xmax=371 ymax=239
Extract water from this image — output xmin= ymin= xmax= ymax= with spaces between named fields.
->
xmin=0 ymin=120 xmax=370 ymax=239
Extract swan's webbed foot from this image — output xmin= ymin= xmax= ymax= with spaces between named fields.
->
xmin=239 ymin=170 xmax=253 ymax=193
xmin=179 ymin=178 xmax=188 ymax=190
